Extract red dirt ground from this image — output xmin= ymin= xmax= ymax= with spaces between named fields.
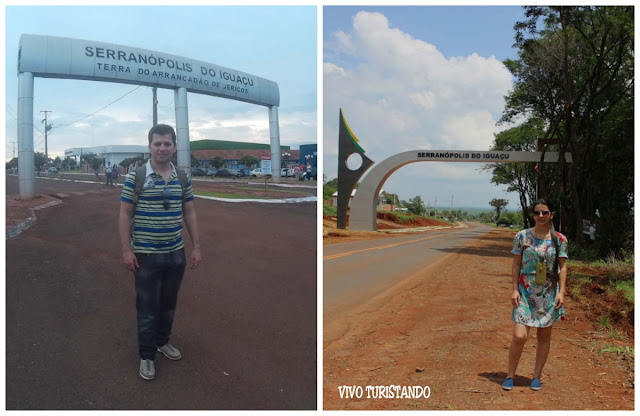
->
xmin=193 ymin=180 xmax=316 ymax=199
xmin=323 ymin=228 xmax=634 ymax=410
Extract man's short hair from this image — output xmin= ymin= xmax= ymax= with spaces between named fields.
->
xmin=148 ymin=124 xmax=177 ymax=145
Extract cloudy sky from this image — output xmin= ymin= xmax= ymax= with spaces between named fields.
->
xmin=5 ymin=5 xmax=317 ymax=161
xmin=324 ymin=6 xmax=527 ymax=210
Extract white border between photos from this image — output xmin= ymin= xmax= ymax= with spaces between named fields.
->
xmin=2 ymin=1 xmax=638 ymax=416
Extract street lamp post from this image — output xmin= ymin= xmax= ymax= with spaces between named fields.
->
xmin=282 ymin=151 xmax=291 ymax=177
xmin=304 ymin=154 xmax=314 ymax=181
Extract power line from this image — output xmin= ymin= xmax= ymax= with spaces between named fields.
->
xmin=51 ymin=85 xmax=142 ymax=131
xmin=7 ymin=106 xmax=49 ymax=140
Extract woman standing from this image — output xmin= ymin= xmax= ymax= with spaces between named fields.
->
xmin=502 ymin=199 xmax=568 ymax=391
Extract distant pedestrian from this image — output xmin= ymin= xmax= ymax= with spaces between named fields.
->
xmin=105 ymin=163 xmax=114 ymax=186
xmin=305 ymin=163 xmax=312 ymax=180
xmin=112 ymin=165 xmax=119 ymax=184
xmin=502 ymin=198 xmax=568 ymax=392
xmin=119 ymin=124 xmax=201 ymax=381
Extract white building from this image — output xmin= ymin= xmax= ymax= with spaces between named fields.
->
xmin=332 ymin=189 xmax=389 ymax=210
xmin=64 ymin=145 xmax=149 ymax=168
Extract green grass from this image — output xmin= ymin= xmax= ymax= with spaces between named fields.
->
xmin=234 ymin=186 xmax=310 ymax=195
xmin=598 ymin=314 xmax=612 ymax=330
xmin=612 ymin=280 xmax=634 ymax=303
xmin=570 ymin=286 xmax=583 ymax=298
xmin=608 ymin=329 xmax=627 ymax=341
xmin=324 ymin=204 xmax=337 ymax=216
xmin=190 ymin=139 xmax=289 ymax=151
xmin=572 ymin=276 xmax=594 ymax=284
xmin=195 ymin=190 xmax=267 ymax=199
xmin=378 ymin=210 xmax=456 ymax=225
xmin=598 ymin=346 xmax=634 ymax=357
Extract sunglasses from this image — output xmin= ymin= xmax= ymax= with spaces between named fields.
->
xmin=162 ymin=187 xmax=171 ymax=210
xmin=533 ymin=210 xmax=550 ymax=216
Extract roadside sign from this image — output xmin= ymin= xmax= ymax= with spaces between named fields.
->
xmin=261 ymin=159 xmax=272 ymax=175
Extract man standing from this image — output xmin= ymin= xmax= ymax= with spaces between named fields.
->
xmin=105 ymin=163 xmax=113 ymax=186
xmin=118 ymin=124 xmax=201 ymax=380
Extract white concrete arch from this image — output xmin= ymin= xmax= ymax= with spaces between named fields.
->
xmin=349 ymin=150 xmax=572 ymax=231
xmin=17 ymin=34 xmax=281 ymax=199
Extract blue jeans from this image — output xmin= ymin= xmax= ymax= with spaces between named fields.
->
xmin=134 ymin=249 xmax=186 ymax=359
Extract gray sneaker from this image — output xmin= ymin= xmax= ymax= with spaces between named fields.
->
xmin=139 ymin=359 xmax=155 ymax=380
xmin=157 ymin=343 xmax=182 ymax=360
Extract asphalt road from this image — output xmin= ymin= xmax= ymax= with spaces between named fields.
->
xmin=323 ymin=223 xmax=492 ymax=326
xmin=6 ymin=175 xmax=317 ymax=410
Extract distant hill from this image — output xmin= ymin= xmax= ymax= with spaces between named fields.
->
xmin=190 ymin=140 xmax=290 ymax=151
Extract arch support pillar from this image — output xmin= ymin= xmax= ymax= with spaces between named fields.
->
xmin=174 ymin=87 xmax=191 ymax=171
xmin=18 ymin=72 xmax=35 ymax=200
xmin=268 ymin=106 xmax=281 ymax=183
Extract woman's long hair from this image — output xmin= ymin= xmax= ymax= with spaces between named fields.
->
xmin=533 ymin=198 xmax=560 ymax=276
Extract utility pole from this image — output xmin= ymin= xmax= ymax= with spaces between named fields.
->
xmin=152 ymin=87 xmax=158 ymax=126
xmin=451 ymin=194 xmax=455 ymax=220
xmin=11 ymin=141 xmax=17 ymax=159
xmin=40 ymin=110 xmax=53 ymax=162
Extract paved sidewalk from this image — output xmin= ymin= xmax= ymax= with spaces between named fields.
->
xmin=6 ymin=194 xmax=63 ymax=238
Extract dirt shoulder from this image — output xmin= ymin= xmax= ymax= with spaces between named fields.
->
xmin=323 ymin=228 xmax=633 ymax=410
xmin=323 ymin=216 xmax=457 ymax=246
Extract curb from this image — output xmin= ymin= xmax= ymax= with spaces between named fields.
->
xmin=6 ymin=198 xmax=63 ymax=239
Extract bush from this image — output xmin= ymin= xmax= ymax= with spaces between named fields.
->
xmin=568 ymin=240 xmax=600 ymax=262
xmin=497 ymin=211 xmax=521 ymax=227
xmin=323 ymin=204 xmax=337 ymax=217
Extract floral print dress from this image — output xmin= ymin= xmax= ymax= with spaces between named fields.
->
xmin=511 ymin=228 xmax=568 ymax=327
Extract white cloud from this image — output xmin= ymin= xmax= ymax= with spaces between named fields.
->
xmin=324 ymin=11 xmax=516 ymax=208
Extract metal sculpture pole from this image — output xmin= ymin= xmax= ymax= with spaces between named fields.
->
xmin=336 ymin=109 xmax=374 ymax=229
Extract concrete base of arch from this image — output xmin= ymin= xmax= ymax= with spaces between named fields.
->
xmin=349 ymin=150 xmax=572 ymax=231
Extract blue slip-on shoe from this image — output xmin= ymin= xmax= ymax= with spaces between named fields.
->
xmin=501 ymin=378 xmax=514 ymax=391
xmin=531 ymin=378 xmax=542 ymax=391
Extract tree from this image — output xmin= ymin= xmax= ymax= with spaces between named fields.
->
xmin=323 ymin=177 xmax=338 ymax=203
xmin=239 ymin=155 xmax=260 ymax=169
xmin=478 ymin=212 xmax=493 ymax=223
xmin=489 ymin=198 xmax=509 ymax=221
xmin=34 ymin=152 xmax=47 ymax=171
xmin=211 ymin=156 xmax=224 ymax=169
xmin=406 ymin=195 xmax=426 ymax=216
xmin=53 ymin=156 xmax=62 ymax=168
xmin=497 ymin=211 xmax=521 ymax=227
xmin=504 ymin=6 xmax=633 ymax=253
xmin=81 ymin=152 xmax=102 ymax=172
xmin=485 ymin=118 xmax=545 ymax=228
xmin=385 ymin=193 xmax=399 ymax=205
xmin=6 ymin=157 xmax=18 ymax=169
xmin=119 ymin=156 xmax=146 ymax=168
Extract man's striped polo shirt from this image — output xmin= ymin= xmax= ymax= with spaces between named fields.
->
xmin=121 ymin=161 xmax=195 ymax=254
